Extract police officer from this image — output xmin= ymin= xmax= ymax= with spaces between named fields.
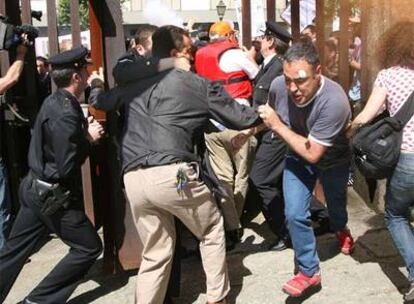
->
xmin=244 ymin=22 xmax=292 ymax=250
xmin=252 ymin=21 xmax=291 ymax=109
xmin=0 ymin=46 xmax=104 ymax=304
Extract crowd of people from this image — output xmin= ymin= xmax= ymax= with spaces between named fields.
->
xmin=0 ymin=17 xmax=413 ymax=304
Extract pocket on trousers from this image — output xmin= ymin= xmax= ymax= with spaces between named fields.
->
xmin=185 ymin=162 xmax=200 ymax=182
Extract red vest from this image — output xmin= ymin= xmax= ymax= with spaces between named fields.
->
xmin=195 ymin=40 xmax=253 ymax=100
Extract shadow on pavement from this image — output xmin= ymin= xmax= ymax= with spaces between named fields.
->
xmin=68 ymin=259 xmax=136 ymax=304
xmin=316 ymin=233 xmax=341 ymax=262
xmin=176 ymin=233 xmax=266 ymax=304
xmin=352 ymin=214 xmax=409 ymax=299
xmin=225 ymin=235 xmax=265 ymax=304
xmin=284 ymin=285 xmax=322 ymax=304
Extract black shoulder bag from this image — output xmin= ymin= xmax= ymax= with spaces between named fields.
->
xmin=352 ymin=90 xmax=414 ymax=179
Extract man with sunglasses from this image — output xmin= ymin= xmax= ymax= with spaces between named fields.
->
xmin=258 ymin=40 xmax=354 ymax=297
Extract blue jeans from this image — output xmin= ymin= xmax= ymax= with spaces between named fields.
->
xmin=283 ymin=156 xmax=349 ymax=276
xmin=384 ymin=152 xmax=414 ymax=282
xmin=0 ymin=159 xmax=11 ymax=249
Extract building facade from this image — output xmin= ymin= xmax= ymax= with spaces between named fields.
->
xmin=30 ymin=0 xmax=288 ymax=32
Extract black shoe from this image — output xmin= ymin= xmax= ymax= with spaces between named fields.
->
xmin=19 ymin=298 xmax=38 ymax=304
xmin=404 ymin=283 xmax=414 ymax=302
xmin=268 ymin=237 xmax=291 ymax=252
xmin=226 ymin=229 xmax=243 ymax=251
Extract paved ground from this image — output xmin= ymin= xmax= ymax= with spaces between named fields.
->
xmin=4 ymin=189 xmax=413 ymax=304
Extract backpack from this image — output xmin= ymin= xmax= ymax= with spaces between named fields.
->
xmin=351 ymin=90 xmax=414 ymax=179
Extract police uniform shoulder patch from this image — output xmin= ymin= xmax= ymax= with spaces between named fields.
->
xmin=63 ymin=98 xmax=71 ymax=108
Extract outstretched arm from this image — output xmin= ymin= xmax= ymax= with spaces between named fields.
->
xmin=88 ymin=86 xmax=125 ymax=112
xmin=207 ymin=82 xmax=262 ymax=130
xmin=113 ymin=54 xmax=190 ymax=86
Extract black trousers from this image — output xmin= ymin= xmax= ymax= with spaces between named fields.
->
xmin=0 ymin=175 xmax=102 ymax=304
xmin=248 ymin=131 xmax=288 ymax=238
xmin=248 ymin=131 xmax=329 ymax=238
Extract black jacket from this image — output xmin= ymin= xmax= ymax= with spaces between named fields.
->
xmin=28 ymin=89 xmax=90 ymax=187
xmin=90 ymin=69 xmax=261 ymax=174
xmin=112 ymin=50 xmax=159 ymax=87
xmin=252 ymin=55 xmax=283 ymax=108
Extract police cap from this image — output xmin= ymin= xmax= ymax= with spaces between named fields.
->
xmin=48 ymin=46 xmax=90 ymax=70
xmin=263 ymin=21 xmax=292 ymax=44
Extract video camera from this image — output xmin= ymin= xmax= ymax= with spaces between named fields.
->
xmin=0 ymin=16 xmax=39 ymax=50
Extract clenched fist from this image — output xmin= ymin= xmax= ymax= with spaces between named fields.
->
xmin=87 ymin=116 xmax=105 ymax=143
xmin=257 ymin=104 xmax=282 ymax=130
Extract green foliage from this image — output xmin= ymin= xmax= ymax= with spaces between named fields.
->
xmin=57 ymin=0 xmax=89 ymax=31
xmin=57 ymin=0 xmax=128 ymax=31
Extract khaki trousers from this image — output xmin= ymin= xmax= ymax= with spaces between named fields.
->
xmin=124 ymin=163 xmax=229 ymax=304
xmin=205 ymin=130 xmax=256 ymax=231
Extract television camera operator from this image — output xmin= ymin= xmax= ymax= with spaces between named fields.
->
xmin=0 ymin=34 xmax=29 ymax=250
xmin=0 ymin=17 xmax=41 ymax=250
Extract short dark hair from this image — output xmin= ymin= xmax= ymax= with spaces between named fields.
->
xmin=36 ymin=56 xmax=49 ymax=65
xmin=50 ymin=68 xmax=80 ymax=88
xmin=152 ymin=25 xmax=190 ymax=59
xmin=134 ymin=24 xmax=158 ymax=48
xmin=284 ymin=40 xmax=320 ymax=69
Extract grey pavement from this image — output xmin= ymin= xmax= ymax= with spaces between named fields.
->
xmin=4 ymin=189 xmax=411 ymax=304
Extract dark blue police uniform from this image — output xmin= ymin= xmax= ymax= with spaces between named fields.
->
xmin=0 ymin=47 xmax=102 ymax=304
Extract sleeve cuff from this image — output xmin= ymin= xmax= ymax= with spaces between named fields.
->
xmin=308 ymin=134 xmax=333 ymax=147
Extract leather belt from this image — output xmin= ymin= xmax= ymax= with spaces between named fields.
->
xmin=211 ymin=75 xmax=250 ymax=86
xmin=29 ymin=171 xmax=58 ymax=188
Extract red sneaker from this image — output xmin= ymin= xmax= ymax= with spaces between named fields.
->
xmin=336 ymin=228 xmax=355 ymax=255
xmin=282 ymin=272 xmax=322 ymax=297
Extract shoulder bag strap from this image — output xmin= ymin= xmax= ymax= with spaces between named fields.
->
xmin=394 ymin=89 xmax=414 ymax=126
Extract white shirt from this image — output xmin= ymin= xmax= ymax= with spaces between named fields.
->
xmin=219 ymin=49 xmax=259 ymax=80
xmin=211 ymin=48 xmax=258 ymax=129
xmin=262 ymin=53 xmax=277 ymax=68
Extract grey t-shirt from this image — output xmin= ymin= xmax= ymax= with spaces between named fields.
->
xmin=268 ymin=76 xmax=351 ymax=169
